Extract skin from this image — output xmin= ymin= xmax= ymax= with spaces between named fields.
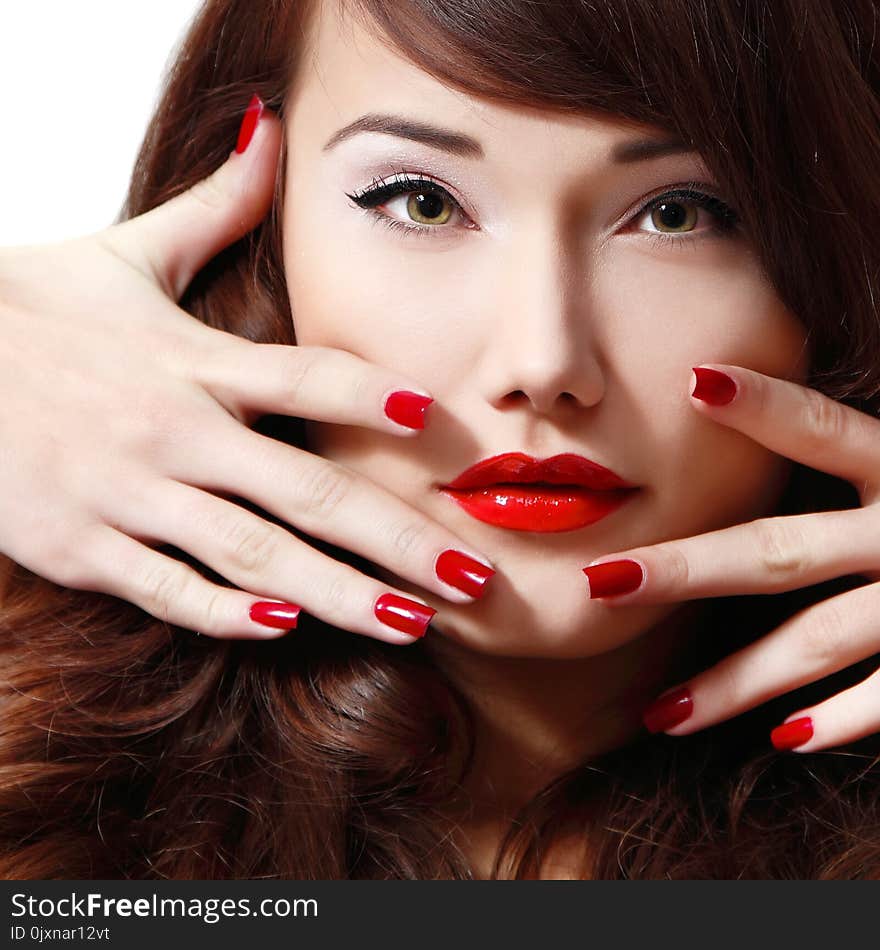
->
xmin=7 ymin=0 xmax=880 ymax=883
xmin=282 ymin=0 xmax=810 ymax=874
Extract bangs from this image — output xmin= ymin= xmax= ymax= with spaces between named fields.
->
xmin=346 ymin=0 xmax=744 ymax=143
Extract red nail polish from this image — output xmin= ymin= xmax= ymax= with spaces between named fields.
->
xmin=435 ymin=549 xmax=495 ymax=599
xmin=642 ymin=686 xmax=694 ymax=733
xmin=770 ymin=716 xmax=813 ymax=750
xmin=582 ymin=559 xmax=644 ymax=598
xmin=235 ymin=94 xmax=265 ymax=154
xmin=383 ymin=391 xmax=434 ymax=429
xmin=691 ymin=367 xmax=737 ymax=405
xmin=374 ymin=593 xmax=436 ymax=637
xmin=249 ymin=600 xmax=301 ymax=629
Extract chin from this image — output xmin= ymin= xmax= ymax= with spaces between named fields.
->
xmin=418 ymin=577 xmax=679 ymax=660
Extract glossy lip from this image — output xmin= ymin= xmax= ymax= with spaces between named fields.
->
xmin=437 ymin=452 xmax=641 ymax=533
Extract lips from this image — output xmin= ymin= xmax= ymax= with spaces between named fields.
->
xmin=438 ymin=452 xmax=639 ymax=533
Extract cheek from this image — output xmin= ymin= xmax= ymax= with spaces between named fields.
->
xmin=283 ymin=174 xmax=399 ymax=348
xmin=599 ymin=242 xmax=808 ymax=388
xmin=282 ymin=175 xmax=482 ymax=379
xmin=283 ymin=186 xmax=351 ymax=348
xmin=598 ymin=247 xmax=808 ymax=540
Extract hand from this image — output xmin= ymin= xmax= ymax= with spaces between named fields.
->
xmin=0 ymin=100 xmax=495 ymax=644
xmin=580 ymin=364 xmax=880 ymax=752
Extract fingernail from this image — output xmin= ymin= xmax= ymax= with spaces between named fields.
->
xmin=249 ymin=600 xmax=301 ymax=629
xmin=770 ymin=716 xmax=813 ymax=750
xmin=374 ymin=592 xmax=436 ymax=638
xmin=582 ymin=559 xmax=644 ymax=598
xmin=383 ymin=391 xmax=434 ymax=430
xmin=642 ymin=686 xmax=694 ymax=733
xmin=435 ymin=549 xmax=496 ymax=599
xmin=691 ymin=367 xmax=737 ymax=405
xmin=235 ymin=94 xmax=265 ymax=154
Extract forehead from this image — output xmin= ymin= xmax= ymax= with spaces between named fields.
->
xmin=295 ymin=0 xmax=490 ymax=128
xmin=290 ymin=0 xmax=672 ymax=164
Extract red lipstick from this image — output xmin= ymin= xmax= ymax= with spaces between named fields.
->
xmin=438 ymin=452 xmax=639 ymax=533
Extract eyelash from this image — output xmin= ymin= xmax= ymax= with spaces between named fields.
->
xmin=345 ymin=171 xmax=741 ymax=248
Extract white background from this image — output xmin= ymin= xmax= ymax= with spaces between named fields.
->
xmin=0 ymin=1 xmax=203 ymax=245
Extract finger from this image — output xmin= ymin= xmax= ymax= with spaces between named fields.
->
xmin=102 ymin=481 xmax=442 ymax=645
xmin=195 ymin=341 xmax=436 ymax=435
xmin=640 ymin=580 xmax=880 ymax=737
xmin=70 ymin=525 xmax=301 ymax=640
xmin=582 ymin=507 xmax=880 ymax=605
xmin=767 ymin=666 xmax=880 ymax=752
xmin=687 ymin=363 xmax=880 ymax=494
xmin=120 ymin=435 xmax=494 ymax=608
xmin=188 ymin=423 xmax=495 ymax=604
xmin=103 ymin=97 xmax=281 ymax=301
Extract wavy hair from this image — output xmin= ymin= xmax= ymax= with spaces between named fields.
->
xmin=3 ymin=0 xmax=880 ymax=878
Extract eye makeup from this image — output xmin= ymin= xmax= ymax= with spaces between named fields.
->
xmin=346 ymin=169 xmax=741 ymax=248
xmin=628 ymin=181 xmax=741 ymax=250
xmin=346 ymin=169 xmax=473 ymax=239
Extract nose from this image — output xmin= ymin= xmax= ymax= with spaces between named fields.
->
xmin=476 ymin=225 xmax=605 ymax=416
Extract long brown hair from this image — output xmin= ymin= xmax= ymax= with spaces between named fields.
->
xmin=4 ymin=0 xmax=880 ymax=878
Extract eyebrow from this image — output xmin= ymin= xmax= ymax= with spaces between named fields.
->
xmin=322 ymin=112 xmax=695 ymax=163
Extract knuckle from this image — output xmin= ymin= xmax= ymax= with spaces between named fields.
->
xmin=386 ymin=518 xmax=429 ymax=560
xmin=55 ymin=558 xmax=98 ymax=591
xmin=37 ymin=530 xmax=92 ymax=589
xmin=140 ymin=562 xmax=186 ymax=622
xmin=752 ymin=517 xmax=809 ymax=578
xmin=200 ymin=587 xmax=229 ymax=636
xmin=801 ymin=602 xmax=849 ymax=666
xmin=659 ymin=545 xmax=690 ymax=590
xmin=328 ymin=349 xmax=369 ymax=404
xmin=188 ymin=174 xmax=226 ymax=214
xmin=221 ymin=517 xmax=279 ymax=575
xmin=286 ymin=346 xmax=323 ymax=406
xmin=128 ymin=388 xmax=196 ymax=454
xmin=290 ymin=346 xmax=365 ymax=406
xmin=50 ymin=551 xmax=93 ymax=590
xmin=799 ymin=387 xmax=844 ymax=449
xmin=320 ymin=574 xmax=350 ymax=619
xmin=350 ymin=362 xmax=374 ymax=407
xmin=297 ymin=461 xmax=353 ymax=520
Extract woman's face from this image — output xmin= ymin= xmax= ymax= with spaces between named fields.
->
xmin=281 ymin=0 xmax=808 ymax=659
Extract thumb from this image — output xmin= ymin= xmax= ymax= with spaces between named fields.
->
xmin=105 ymin=96 xmax=283 ymax=300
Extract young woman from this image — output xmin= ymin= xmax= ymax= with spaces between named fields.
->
xmin=2 ymin=0 xmax=880 ymax=878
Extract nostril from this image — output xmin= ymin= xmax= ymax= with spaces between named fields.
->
xmin=495 ymin=389 xmax=586 ymax=414
xmin=500 ymin=390 xmax=529 ymax=405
